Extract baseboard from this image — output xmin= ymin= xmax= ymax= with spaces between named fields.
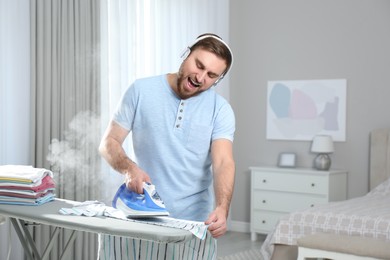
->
xmin=227 ymin=220 xmax=250 ymax=233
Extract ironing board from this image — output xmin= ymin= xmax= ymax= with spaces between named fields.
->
xmin=0 ymin=198 xmax=193 ymax=260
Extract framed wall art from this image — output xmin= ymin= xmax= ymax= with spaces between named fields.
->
xmin=266 ymin=79 xmax=346 ymax=141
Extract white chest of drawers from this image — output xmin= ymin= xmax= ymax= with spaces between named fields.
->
xmin=249 ymin=166 xmax=347 ymax=241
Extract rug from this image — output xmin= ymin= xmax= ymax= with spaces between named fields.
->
xmin=218 ymin=248 xmax=264 ymax=260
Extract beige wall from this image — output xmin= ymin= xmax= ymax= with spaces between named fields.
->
xmin=229 ymin=0 xmax=390 ymax=223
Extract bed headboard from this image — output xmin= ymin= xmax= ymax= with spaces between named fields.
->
xmin=369 ymin=128 xmax=390 ymax=190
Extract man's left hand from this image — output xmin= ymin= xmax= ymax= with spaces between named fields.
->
xmin=205 ymin=207 xmax=228 ymax=238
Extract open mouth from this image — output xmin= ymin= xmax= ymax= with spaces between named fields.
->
xmin=188 ymin=77 xmax=201 ymax=88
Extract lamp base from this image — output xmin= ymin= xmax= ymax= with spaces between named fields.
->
xmin=314 ymin=153 xmax=331 ymax=171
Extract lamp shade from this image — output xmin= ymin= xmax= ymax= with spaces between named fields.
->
xmin=311 ymin=135 xmax=334 ymax=153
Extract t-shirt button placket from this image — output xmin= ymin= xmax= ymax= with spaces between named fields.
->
xmin=176 ymin=101 xmax=185 ymax=128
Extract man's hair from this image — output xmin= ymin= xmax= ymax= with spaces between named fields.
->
xmin=190 ymin=33 xmax=233 ymax=76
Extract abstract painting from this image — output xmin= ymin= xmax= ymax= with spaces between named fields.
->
xmin=266 ymin=79 xmax=346 ymax=141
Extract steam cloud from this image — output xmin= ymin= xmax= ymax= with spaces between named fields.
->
xmin=47 ymin=111 xmax=102 ymax=200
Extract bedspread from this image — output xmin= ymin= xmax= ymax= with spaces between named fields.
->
xmin=260 ymin=177 xmax=390 ymax=259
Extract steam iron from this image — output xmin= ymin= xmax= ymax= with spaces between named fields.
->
xmin=112 ymin=182 xmax=169 ymax=218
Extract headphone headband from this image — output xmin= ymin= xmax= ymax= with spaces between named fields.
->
xmin=181 ymin=34 xmax=234 ymax=79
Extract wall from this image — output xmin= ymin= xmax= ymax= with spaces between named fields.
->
xmin=0 ymin=0 xmax=30 ymax=164
xmin=0 ymin=0 xmax=30 ymax=259
xmin=229 ymin=0 xmax=390 ymax=226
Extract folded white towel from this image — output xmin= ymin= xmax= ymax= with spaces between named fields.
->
xmin=0 ymin=165 xmax=53 ymax=183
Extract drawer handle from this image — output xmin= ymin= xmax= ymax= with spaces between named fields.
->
xmin=262 ymin=200 xmax=266 ymax=204
xmin=311 ymin=183 xmax=315 ymax=187
xmin=262 ymin=179 xmax=267 ymax=183
xmin=262 ymin=220 xmax=266 ymax=224
xmin=310 ymin=204 xmax=314 ymax=207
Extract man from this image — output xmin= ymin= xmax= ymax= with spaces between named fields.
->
xmin=99 ymin=33 xmax=235 ymax=259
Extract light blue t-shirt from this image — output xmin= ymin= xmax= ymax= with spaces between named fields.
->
xmin=113 ymin=74 xmax=235 ymax=221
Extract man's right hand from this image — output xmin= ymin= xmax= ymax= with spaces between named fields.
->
xmin=124 ymin=165 xmax=151 ymax=194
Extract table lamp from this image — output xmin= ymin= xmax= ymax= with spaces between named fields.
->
xmin=311 ymin=135 xmax=334 ymax=170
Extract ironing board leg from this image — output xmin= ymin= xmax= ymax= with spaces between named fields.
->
xmin=10 ymin=218 xmax=38 ymax=260
xmin=19 ymin=219 xmax=45 ymax=258
xmin=60 ymin=230 xmax=78 ymax=260
xmin=10 ymin=217 xmax=78 ymax=260
xmin=41 ymin=226 xmax=60 ymax=260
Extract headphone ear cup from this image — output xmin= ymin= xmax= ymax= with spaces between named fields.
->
xmin=213 ymin=78 xmax=220 ymax=87
xmin=180 ymin=47 xmax=190 ymax=60
xmin=212 ymin=74 xmax=225 ymax=87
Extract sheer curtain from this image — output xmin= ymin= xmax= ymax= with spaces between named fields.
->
xmin=30 ymin=0 xmax=101 ymax=259
xmin=100 ymin=0 xmax=231 ymax=202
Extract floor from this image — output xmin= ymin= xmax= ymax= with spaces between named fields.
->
xmin=217 ymin=231 xmax=266 ymax=257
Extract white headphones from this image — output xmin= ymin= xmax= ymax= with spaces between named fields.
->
xmin=180 ymin=34 xmax=234 ymax=86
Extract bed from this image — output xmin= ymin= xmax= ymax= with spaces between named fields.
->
xmin=260 ymin=129 xmax=390 ymax=260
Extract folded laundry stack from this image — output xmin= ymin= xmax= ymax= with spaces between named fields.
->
xmin=0 ymin=165 xmax=55 ymax=205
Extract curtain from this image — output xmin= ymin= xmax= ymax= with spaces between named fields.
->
xmin=30 ymin=0 xmax=101 ymax=259
xmin=100 ymin=0 xmax=231 ymax=202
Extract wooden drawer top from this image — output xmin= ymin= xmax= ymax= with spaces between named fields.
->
xmin=249 ymin=166 xmax=347 ymax=176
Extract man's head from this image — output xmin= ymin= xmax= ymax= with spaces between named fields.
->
xmin=175 ymin=34 xmax=233 ymax=99
xmin=182 ymin=33 xmax=233 ymax=79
